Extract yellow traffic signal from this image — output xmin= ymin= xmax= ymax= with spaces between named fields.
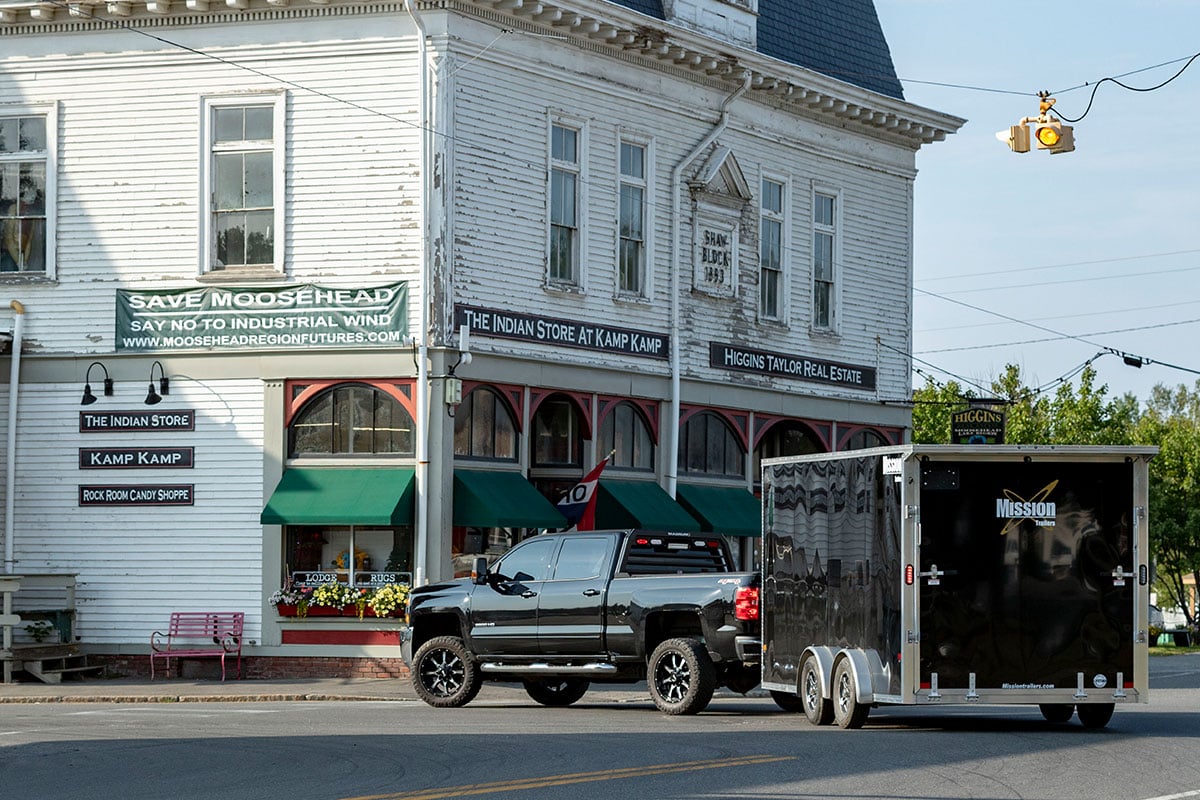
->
xmin=1034 ymin=117 xmax=1075 ymax=154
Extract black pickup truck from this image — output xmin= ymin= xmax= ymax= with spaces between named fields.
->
xmin=401 ymin=529 xmax=761 ymax=715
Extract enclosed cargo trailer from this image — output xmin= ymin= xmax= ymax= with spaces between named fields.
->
xmin=761 ymin=445 xmax=1155 ymax=729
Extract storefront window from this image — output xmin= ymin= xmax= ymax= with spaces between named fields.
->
xmin=680 ymin=411 xmax=744 ymax=477
xmin=842 ymin=428 xmax=887 ymax=450
xmin=455 ymin=387 xmax=518 ymax=461
xmin=285 ymin=526 xmax=413 ymax=588
xmin=533 ymin=397 xmax=581 ymax=466
xmin=753 ymin=422 xmax=823 ymax=483
xmin=290 ymin=384 xmax=414 ymax=457
xmin=599 ymin=402 xmax=653 ymax=471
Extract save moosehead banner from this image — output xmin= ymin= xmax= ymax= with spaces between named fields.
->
xmin=115 ymin=282 xmax=408 ymax=352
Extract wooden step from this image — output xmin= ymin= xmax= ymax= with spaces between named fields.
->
xmin=10 ymin=645 xmax=105 ymax=684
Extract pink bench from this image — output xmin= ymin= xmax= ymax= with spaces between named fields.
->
xmin=150 ymin=612 xmax=244 ymax=681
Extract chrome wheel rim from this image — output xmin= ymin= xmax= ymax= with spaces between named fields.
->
xmin=420 ymin=649 xmax=464 ymax=697
xmin=655 ymin=652 xmax=690 ymax=703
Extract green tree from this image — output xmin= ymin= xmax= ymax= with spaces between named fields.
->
xmin=911 ymin=376 xmax=968 ymax=444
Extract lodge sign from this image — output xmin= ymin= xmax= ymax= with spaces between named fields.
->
xmin=79 ymin=447 xmax=195 ymax=470
xmin=79 ymin=484 xmax=195 ymax=506
xmin=455 ymin=305 xmax=669 ymax=360
xmin=80 ymin=410 xmax=195 ymax=433
xmin=711 ymin=343 xmax=876 ymax=390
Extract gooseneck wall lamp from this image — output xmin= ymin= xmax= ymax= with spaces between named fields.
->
xmin=81 ymin=361 xmax=114 ymax=406
xmin=145 ymin=360 xmax=170 ymax=406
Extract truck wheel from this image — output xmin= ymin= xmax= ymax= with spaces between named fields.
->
xmin=648 ymin=637 xmax=716 ymax=715
xmin=411 ymin=636 xmax=482 ymax=708
xmin=801 ymin=656 xmax=834 ymax=726
xmin=1076 ymin=703 xmax=1115 ymax=729
xmin=771 ymin=691 xmax=804 ymax=712
xmin=832 ymin=659 xmax=870 ymax=729
xmin=522 ymin=677 xmax=590 ymax=707
xmin=1039 ymin=703 xmax=1075 ymax=724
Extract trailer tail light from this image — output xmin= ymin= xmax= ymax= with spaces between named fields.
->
xmin=905 ymin=564 xmax=914 ymax=585
xmin=735 ymin=586 xmax=759 ymax=621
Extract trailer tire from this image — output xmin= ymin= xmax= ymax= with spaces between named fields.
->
xmin=832 ymin=659 xmax=870 ymax=729
xmin=801 ymin=656 xmax=834 ymax=726
xmin=412 ymin=636 xmax=483 ymax=708
xmin=1076 ymin=703 xmax=1115 ymax=729
xmin=648 ymin=637 xmax=716 ymax=715
xmin=771 ymin=690 xmax=804 ymax=712
xmin=522 ymin=677 xmax=590 ymax=707
xmin=1038 ymin=703 xmax=1075 ymax=724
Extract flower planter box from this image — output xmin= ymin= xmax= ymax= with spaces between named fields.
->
xmin=275 ymin=603 xmax=402 ymax=619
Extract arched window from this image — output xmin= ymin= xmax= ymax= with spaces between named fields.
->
xmin=532 ymin=396 xmax=582 ymax=467
xmin=289 ymin=383 xmax=414 ymax=457
xmin=679 ymin=411 xmax=744 ymax=477
xmin=599 ymin=402 xmax=653 ymax=471
xmin=842 ymin=428 xmax=887 ymax=451
xmin=753 ymin=421 xmax=823 ymax=480
xmin=454 ymin=387 xmax=517 ymax=461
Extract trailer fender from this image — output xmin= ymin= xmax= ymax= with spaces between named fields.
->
xmin=801 ymin=646 xmax=837 ymax=695
xmin=836 ymin=649 xmax=886 ymax=705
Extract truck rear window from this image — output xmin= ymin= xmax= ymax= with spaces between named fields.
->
xmin=619 ymin=535 xmax=730 ymax=575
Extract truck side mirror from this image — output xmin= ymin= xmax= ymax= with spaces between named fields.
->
xmin=471 ymin=557 xmax=489 ymax=585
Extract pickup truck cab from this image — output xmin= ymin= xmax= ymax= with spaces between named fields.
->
xmin=401 ymin=529 xmax=761 ymax=715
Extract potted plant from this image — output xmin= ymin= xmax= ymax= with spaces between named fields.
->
xmin=368 ymin=583 xmax=410 ymax=619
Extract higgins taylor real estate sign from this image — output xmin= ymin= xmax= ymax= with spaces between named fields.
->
xmin=116 ymin=283 xmax=408 ymax=352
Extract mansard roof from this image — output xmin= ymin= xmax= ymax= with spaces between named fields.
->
xmin=607 ymin=0 xmax=905 ymax=99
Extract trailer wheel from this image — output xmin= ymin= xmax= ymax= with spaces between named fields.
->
xmin=411 ymin=636 xmax=483 ymax=708
xmin=1038 ymin=703 xmax=1075 ymax=724
xmin=1076 ymin=703 xmax=1115 ymax=729
xmin=522 ymin=677 xmax=590 ymax=707
xmin=832 ymin=659 xmax=870 ymax=729
xmin=771 ymin=691 xmax=804 ymax=712
xmin=648 ymin=637 xmax=716 ymax=715
xmin=801 ymin=656 xmax=834 ymax=726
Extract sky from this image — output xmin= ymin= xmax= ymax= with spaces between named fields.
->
xmin=873 ymin=1 xmax=1200 ymax=406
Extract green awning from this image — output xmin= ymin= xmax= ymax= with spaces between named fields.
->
xmin=454 ymin=469 xmax=568 ymax=529
xmin=595 ymin=479 xmax=701 ymax=532
xmin=261 ymin=468 xmax=416 ymax=526
xmin=676 ymin=483 xmax=761 ymax=537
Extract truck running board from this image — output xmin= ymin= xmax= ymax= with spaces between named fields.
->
xmin=480 ymin=662 xmax=619 ymax=675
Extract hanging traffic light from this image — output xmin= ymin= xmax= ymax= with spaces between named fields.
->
xmin=996 ymin=124 xmax=1030 ymax=153
xmin=1033 ymin=117 xmax=1075 ymax=154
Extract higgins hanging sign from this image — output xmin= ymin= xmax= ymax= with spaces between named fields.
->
xmin=455 ymin=305 xmax=669 ymax=360
xmin=951 ymin=405 xmax=1006 ymax=444
xmin=710 ymin=343 xmax=876 ymax=390
xmin=116 ymin=282 xmax=408 ymax=352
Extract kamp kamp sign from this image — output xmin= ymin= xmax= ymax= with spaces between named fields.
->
xmin=116 ymin=282 xmax=408 ymax=352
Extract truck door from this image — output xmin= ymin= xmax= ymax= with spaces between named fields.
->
xmin=536 ymin=535 xmax=613 ymax=656
xmin=918 ymin=460 xmax=1136 ymax=692
xmin=470 ymin=536 xmax=555 ymax=656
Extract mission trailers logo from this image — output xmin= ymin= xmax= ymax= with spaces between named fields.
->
xmin=995 ymin=480 xmax=1059 ymax=533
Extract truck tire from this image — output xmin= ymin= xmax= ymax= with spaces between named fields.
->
xmin=411 ymin=636 xmax=483 ymax=708
xmin=1076 ymin=703 xmax=1115 ymax=729
xmin=832 ymin=659 xmax=870 ymax=729
xmin=801 ymin=655 xmax=834 ymax=726
xmin=648 ymin=637 xmax=717 ymax=716
xmin=522 ymin=677 xmax=590 ymax=707
xmin=771 ymin=691 xmax=804 ymax=712
xmin=1038 ymin=703 xmax=1075 ymax=724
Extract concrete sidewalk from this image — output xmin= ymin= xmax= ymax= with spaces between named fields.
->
xmin=0 ymin=674 xmax=425 ymax=703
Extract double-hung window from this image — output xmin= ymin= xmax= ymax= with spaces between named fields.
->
xmin=0 ymin=107 xmax=54 ymax=277
xmin=759 ymin=178 xmax=785 ymax=320
xmin=812 ymin=191 xmax=838 ymax=330
xmin=618 ymin=141 xmax=646 ymax=296
xmin=549 ymin=123 xmax=580 ymax=286
xmin=202 ymin=95 xmax=284 ymax=275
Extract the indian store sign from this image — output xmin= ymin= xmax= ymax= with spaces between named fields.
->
xmin=710 ymin=342 xmax=877 ymax=390
xmin=455 ymin=305 xmax=669 ymax=359
xmin=115 ymin=282 xmax=408 ymax=352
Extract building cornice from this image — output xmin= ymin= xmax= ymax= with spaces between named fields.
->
xmin=0 ymin=0 xmax=964 ymax=147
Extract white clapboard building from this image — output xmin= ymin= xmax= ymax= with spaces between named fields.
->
xmin=0 ymin=0 xmax=962 ymax=676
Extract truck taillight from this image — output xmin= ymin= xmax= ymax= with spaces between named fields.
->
xmin=735 ymin=586 xmax=759 ymax=621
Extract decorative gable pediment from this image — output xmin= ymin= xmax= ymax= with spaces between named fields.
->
xmin=690 ymin=146 xmax=752 ymax=209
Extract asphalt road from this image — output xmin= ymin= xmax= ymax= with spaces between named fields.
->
xmin=2 ymin=654 xmax=1198 ymax=800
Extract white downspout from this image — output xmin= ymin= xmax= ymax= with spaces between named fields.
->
xmin=4 ymin=300 xmax=25 ymax=574
xmin=666 ymin=73 xmax=750 ymax=499
xmin=406 ymin=0 xmax=430 ymax=587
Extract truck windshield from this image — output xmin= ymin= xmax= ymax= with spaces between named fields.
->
xmin=619 ymin=535 xmax=729 ymax=575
